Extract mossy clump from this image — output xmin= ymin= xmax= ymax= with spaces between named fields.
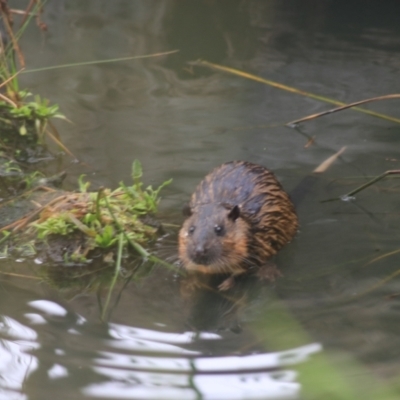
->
xmin=0 ymin=160 xmax=172 ymax=264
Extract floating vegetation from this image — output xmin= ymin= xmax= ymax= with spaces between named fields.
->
xmin=0 ymin=160 xmax=172 ymax=265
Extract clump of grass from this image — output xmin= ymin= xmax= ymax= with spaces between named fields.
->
xmin=0 ymin=1 xmax=70 ymax=160
xmin=0 ymin=90 xmax=67 ymax=140
xmin=25 ymin=160 xmax=172 ymax=262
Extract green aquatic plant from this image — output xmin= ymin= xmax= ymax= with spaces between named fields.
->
xmin=0 ymin=1 xmax=72 ymax=160
xmin=78 ymin=174 xmax=91 ymax=193
xmin=6 ymin=92 xmax=67 ymax=139
xmin=120 ymin=160 xmax=173 ymax=214
xmin=29 ymin=160 xmax=171 ymax=261
xmin=95 ymin=225 xmax=118 ymax=249
xmin=34 ymin=213 xmax=76 ymax=239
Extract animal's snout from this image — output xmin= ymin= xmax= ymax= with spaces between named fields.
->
xmin=192 ymin=244 xmax=211 ymax=265
xmin=194 ymin=244 xmax=206 ymax=257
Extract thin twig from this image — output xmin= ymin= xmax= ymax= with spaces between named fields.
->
xmin=344 ymin=170 xmax=400 ymax=198
xmin=18 ymin=0 xmax=36 ymax=28
xmin=0 ymin=193 xmax=67 ymax=232
xmin=22 ymin=50 xmax=180 ymax=74
xmin=287 ymin=94 xmax=400 ymax=126
xmin=189 ymin=59 xmax=400 ymax=124
xmin=0 ymin=0 xmax=25 ymax=68
xmin=0 ymin=91 xmax=17 ymax=107
xmin=322 ymin=170 xmax=400 ymax=202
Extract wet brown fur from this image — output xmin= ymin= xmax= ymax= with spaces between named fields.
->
xmin=179 ymin=161 xmax=298 ymax=277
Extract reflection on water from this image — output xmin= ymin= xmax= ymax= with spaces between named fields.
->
xmin=2 ymin=0 xmax=400 ymax=398
xmin=0 ymin=317 xmax=38 ymax=400
xmin=0 ymin=297 xmax=320 ymax=399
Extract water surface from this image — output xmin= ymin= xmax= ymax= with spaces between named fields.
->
xmin=2 ymin=1 xmax=400 ymax=398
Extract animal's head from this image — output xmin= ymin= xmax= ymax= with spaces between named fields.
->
xmin=178 ymin=203 xmax=249 ymax=274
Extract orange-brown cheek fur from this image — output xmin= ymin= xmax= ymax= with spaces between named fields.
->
xmin=217 ymin=219 xmax=249 ymax=269
xmin=178 ymin=223 xmax=190 ymax=267
xmin=179 ymin=218 xmax=250 ymax=275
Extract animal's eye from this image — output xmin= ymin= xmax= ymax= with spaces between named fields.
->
xmin=214 ymin=225 xmax=224 ymax=236
xmin=188 ymin=226 xmax=195 ymax=235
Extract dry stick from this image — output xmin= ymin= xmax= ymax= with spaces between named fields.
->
xmin=322 ymin=170 xmax=400 ymax=202
xmin=10 ymin=8 xmax=36 ymax=16
xmin=344 ymin=170 xmax=400 ymax=198
xmin=313 ymin=147 xmax=347 ymax=174
xmin=287 ymin=94 xmax=400 ymax=126
xmin=0 ymin=70 xmax=22 ymax=106
xmin=0 ymin=185 xmax=55 ymax=212
xmin=189 ymin=60 xmax=400 ymax=124
xmin=18 ymin=0 xmax=36 ymax=28
xmin=16 ymin=0 xmax=47 ymax=31
xmin=0 ymin=1 xmax=25 ymax=68
xmin=34 ymin=0 xmax=47 ymax=31
xmin=0 ymin=192 xmax=67 ymax=233
xmin=0 ymin=190 xmax=66 ymax=247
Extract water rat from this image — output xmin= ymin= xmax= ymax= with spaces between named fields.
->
xmin=178 ymin=161 xmax=298 ymax=289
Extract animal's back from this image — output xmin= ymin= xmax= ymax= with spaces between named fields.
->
xmin=191 ymin=161 xmax=298 ymax=250
xmin=191 ymin=161 xmax=263 ymax=208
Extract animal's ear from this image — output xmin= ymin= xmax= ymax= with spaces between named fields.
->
xmin=228 ymin=205 xmax=240 ymax=221
xmin=182 ymin=203 xmax=192 ymax=217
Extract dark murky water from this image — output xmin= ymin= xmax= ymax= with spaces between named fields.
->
xmin=2 ymin=1 xmax=400 ymax=399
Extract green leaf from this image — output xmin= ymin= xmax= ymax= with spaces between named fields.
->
xmin=154 ymin=178 xmax=173 ymax=197
xmin=78 ymin=175 xmax=90 ymax=193
xmin=95 ymin=225 xmax=117 ymax=248
xmin=132 ymin=160 xmax=143 ymax=181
